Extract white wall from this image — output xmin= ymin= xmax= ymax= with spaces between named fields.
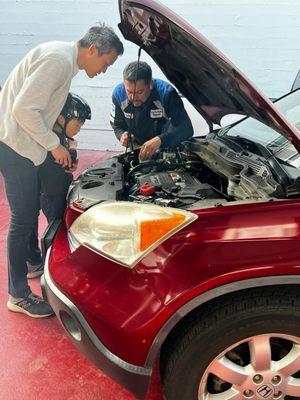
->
xmin=1 ymin=0 xmax=300 ymax=150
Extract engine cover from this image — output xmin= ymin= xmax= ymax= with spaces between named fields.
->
xmin=136 ymin=170 xmax=200 ymax=195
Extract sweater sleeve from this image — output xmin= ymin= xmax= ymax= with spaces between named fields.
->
xmin=159 ymin=88 xmax=194 ymax=148
xmin=12 ymin=57 xmax=69 ymax=151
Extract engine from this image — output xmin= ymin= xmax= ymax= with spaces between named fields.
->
xmin=68 ymin=137 xmax=287 ymax=211
xmin=124 ymin=149 xmax=226 ymax=208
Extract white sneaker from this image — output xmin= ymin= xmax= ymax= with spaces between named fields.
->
xmin=7 ymin=293 xmax=54 ymax=318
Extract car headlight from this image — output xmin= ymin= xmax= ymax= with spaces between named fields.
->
xmin=68 ymin=201 xmax=197 ymax=268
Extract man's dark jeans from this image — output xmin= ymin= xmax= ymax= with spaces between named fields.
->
xmin=0 ymin=141 xmax=42 ymax=297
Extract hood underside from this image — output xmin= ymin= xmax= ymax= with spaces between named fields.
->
xmin=118 ymin=0 xmax=300 ymax=150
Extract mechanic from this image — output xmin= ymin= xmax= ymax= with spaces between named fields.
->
xmin=110 ymin=61 xmax=194 ymax=161
xmin=39 ymin=92 xmax=91 ymax=225
xmin=0 ymin=24 xmax=124 ymax=318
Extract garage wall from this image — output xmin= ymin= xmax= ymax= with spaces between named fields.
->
xmin=1 ymin=0 xmax=300 ymax=150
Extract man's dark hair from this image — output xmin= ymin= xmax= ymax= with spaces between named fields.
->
xmin=123 ymin=61 xmax=152 ymax=85
xmin=78 ymin=24 xmax=124 ymax=56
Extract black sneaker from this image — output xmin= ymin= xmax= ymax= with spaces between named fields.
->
xmin=7 ymin=293 xmax=54 ymax=318
xmin=27 ymin=261 xmax=44 ymax=279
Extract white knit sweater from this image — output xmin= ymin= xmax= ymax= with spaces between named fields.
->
xmin=0 ymin=41 xmax=79 ymax=165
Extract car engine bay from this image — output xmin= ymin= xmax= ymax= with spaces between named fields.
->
xmin=68 ymin=135 xmax=300 ymax=211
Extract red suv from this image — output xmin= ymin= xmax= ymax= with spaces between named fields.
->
xmin=42 ymin=1 xmax=300 ymax=399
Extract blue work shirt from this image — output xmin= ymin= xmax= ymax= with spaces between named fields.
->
xmin=110 ymin=79 xmax=193 ymax=148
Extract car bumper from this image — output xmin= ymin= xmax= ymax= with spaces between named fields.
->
xmin=42 ymin=249 xmax=152 ymax=399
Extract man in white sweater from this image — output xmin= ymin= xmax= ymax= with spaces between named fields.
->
xmin=0 ymin=25 xmax=123 ymax=318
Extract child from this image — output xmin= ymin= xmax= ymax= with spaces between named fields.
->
xmin=39 ymin=92 xmax=91 ymax=223
xmin=26 ymin=93 xmax=91 ymax=279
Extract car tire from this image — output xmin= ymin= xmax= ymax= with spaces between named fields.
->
xmin=161 ymin=286 xmax=300 ymax=400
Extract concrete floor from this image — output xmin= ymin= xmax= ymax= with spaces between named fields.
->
xmin=0 ymin=150 xmax=163 ymax=400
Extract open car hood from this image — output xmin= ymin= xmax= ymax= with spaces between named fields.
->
xmin=119 ymin=0 xmax=300 ymax=150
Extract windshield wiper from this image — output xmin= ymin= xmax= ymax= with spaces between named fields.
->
xmin=221 ymin=135 xmax=272 ymax=158
xmin=217 ymin=126 xmax=230 ymax=137
xmin=267 ymin=137 xmax=289 ymax=154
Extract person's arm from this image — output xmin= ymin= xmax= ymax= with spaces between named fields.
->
xmin=110 ymin=94 xmax=128 ymax=142
xmin=12 ymin=56 xmax=68 ymax=152
xmin=159 ymin=88 xmax=194 ymax=148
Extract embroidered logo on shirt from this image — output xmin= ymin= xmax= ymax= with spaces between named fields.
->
xmin=124 ymin=112 xmax=134 ymax=119
xmin=150 ymin=109 xmax=163 ymax=118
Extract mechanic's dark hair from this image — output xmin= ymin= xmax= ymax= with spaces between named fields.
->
xmin=78 ymin=24 xmax=124 ymax=56
xmin=123 ymin=61 xmax=152 ymax=85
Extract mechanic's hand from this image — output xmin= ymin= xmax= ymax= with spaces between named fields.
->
xmin=120 ymin=132 xmax=135 ymax=147
xmin=139 ymin=136 xmax=161 ymax=161
xmin=65 ymin=160 xmax=78 ymax=174
xmin=51 ymin=144 xmax=72 ymax=168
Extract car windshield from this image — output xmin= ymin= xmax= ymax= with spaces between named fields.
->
xmin=224 ymin=89 xmax=300 ymax=167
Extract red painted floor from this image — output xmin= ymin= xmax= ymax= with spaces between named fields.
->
xmin=0 ymin=150 xmax=163 ymax=400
